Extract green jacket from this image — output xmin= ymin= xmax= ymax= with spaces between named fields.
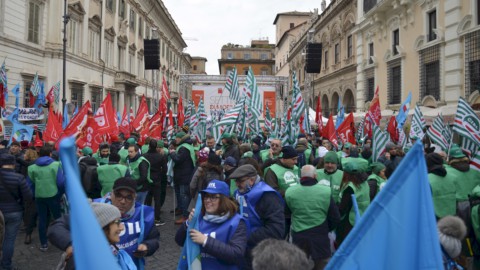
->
xmin=97 ymin=164 xmax=128 ymax=196
xmin=28 ymin=161 xmax=61 ymax=198
xmin=428 ymin=172 xmax=457 ymax=218
xmin=445 ymin=165 xmax=480 ymax=202
xmin=367 ymin=174 xmax=386 ymax=195
xmin=128 ymin=156 xmax=152 ymax=189
xmin=316 ymin=169 xmax=344 ymax=203
xmin=471 ymin=185 xmax=480 ymax=243
xmin=118 ymin=148 xmax=128 ymax=165
xmin=339 ymin=181 xmax=370 ymax=226
xmin=264 ymin=164 xmax=299 ymax=193
xmin=93 ymin=152 xmax=109 ymax=166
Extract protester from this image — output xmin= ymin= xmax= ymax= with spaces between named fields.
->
xmin=285 ymin=165 xmax=340 ymax=269
xmin=316 ymin=151 xmax=344 ymax=203
xmin=426 ymin=153 xmax=456 ymax=219
xmin=127 ymin=144 xmax=152 ymax=204
xmin=219 ymin=133 xmax=240 ymax=161
xmin=21 ymin=148 xmax=39 ymax=245
xmin=175 ymin=180 xmax=247 ymax=269
xmin=190 ymin=152 xmax=224 ymax=201
xmin=9 ymin=141 xmax=24 ymax=174
xmin=252 ymin=239 xmax=311 ymax=270
xmin=367 ymin=162 xmax=387 ymax=201
xmin=79 ymin=147 xmax=99 ymax=198
xmin=259 ymin=138 xmax=282 ymax=169
xmin=94 ymin=143 xmax=111 ymax=166
xmin=437 ymin=216 xmax=467 ymax=270
xmin=97 ymin=152 xmax=129 ymax=197
xmin=250 ymin=136 xmax=262 ymax=163
xmin=378 ymin=142 xmax=403 ymax=178
xmin=0 ymin=154 xmax=33 ymax=270
xmin=295 ymin=138 xmax=314 ymax=168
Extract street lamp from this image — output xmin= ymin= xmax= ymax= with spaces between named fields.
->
xmin=62 ymin=0 xmax=70 ymax=113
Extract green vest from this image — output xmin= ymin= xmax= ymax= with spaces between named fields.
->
xmin=367 ymin=174 xmax=386 ymax=194
xmin=177 ymin=143 xmax=197 ymax=165
xmin=141 ymin=145 xmax=149 ymax=155
xmin=428 ymin=172 xmax=457 ymax=218
xmin=118 ymin=148 xmax=128 ymax=165
xmin=128 ymin=156 xmax=152 ymax=189
xmin=470 ymin=185 xmax=480 ymax=243
xmin=339 ymin=181 xmax=370 ymax=226
xmin=316 ymin=169 xmax=344 ymax=204
xmin=93 ymin=152 xmax=109 ymax=166
xmin=260 ymin=149 xmax=281 ymax=163
xmin=97 ymin=164 xmax=128 ymax=196
xmin=265 ymin=164 xmax=299 ymax=193
xmin=28 ymin=161 xmax=61 ymax=198
xmin=445 ymin=166 xmax=480 ymax=202
xmin=285 ymin=183 xmax=331 ymax=232
xmin=304 ymin=149 xmax=312 ymax=165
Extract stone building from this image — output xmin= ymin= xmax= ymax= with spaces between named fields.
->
xmin=218 ymin=39 xmax=275 ymax=76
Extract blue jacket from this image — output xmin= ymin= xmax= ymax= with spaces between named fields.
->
xmin=0 ymin=168 xmax=33 ymax=213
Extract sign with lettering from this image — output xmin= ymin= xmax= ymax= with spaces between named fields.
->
xmin=1 ymin=106 xmax=45 ymax=121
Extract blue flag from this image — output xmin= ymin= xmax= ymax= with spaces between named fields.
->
xmin=335 ymin=99 xmax=344 ymax=129
xmin=177 ymin=194 xmax=202 ymax=270
xmin=9 ymin=122 xmax=34 ymax=146
xmin=33 ymin=82 xmax=46 ymax=114
xmin=62 ymin=105 xmax=69 ymax=130
xmin=6 ymin=107 xmax=19 ymax=123
xmin=73 ymin=105 xmax=78 ymax=117
xmin=59 ymin=137 xmax=121 ymax=270
xmin=11 ymin=83 xmax=20 ymax=108
xmin=326 ymin=141 xmax=443 ymax=270
xmin=396 ymin=92 xmax=412 ymax=129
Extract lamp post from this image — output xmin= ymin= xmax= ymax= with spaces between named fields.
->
xmin=304 ymin=29 xmax=315 ymax=133
xmin=62 ymin=0 xmax=70 ymax=113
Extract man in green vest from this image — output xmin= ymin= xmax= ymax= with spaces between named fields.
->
xmin=97 ymin=152 xmax=129 ymax=197
xmin=317 ymin=151 xmax=344 ymax=203
xmin=93 ymin=143 xmax=110 ymax=166
xmin=426 ymin=152 xmax=456 ymax=219
xmin=286 ymin=165 xmax=340 ymax=269
xmin=127 ymin=144 xmax=152 ymax=204
xmin=119 ymin=138 xmax=137 ymax=165
xmin=260 ymin=138 xmax=282 ymax=170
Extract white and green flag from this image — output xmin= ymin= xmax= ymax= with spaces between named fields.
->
xmin=291 ymin=71 xmax=306 ymax=122
xmin=409 ymin=105 xmax=426 ymax=139
xmin=453 ymin=97 xmax=480 ymax=148
xmin=373 ymin=124 xmax=390 ymax=162
xmin=426 ymin=113 xmax=451 ymax=151
xmin=225 ymin=66 xmax=241 ymax=102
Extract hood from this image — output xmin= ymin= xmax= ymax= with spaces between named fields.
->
xmin=429 ymin=165 xmax=447 ymax=177
xmin=35 ymin=156 xmax=55 ymax=166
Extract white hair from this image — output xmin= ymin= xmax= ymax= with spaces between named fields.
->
xmin=301 ymin=165 xmax=316 ymax=178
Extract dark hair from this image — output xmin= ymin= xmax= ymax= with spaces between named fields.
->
xmin=201 ymin=194 xmax=238 ymax=218
xmin=39 ymin=146 xmax=52 ymax=157
xmin=148 ymin=139 xmax=157 ymax=153
xmin=99 ymin=143 xmax=110 ymax=150
xmin=118 ymin=133 xmax=125 ymax=140
xmin=109 ymin=152 xmax=121 ymax=163
xmin=206 ymin=135 xmax=214 ymax=140
xmin=340 ymin=171 xmax=368 ymax=190
xmin=128 ymin=144 xmax=140 ymax=152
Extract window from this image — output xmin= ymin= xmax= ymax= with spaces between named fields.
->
xmin=138 ymin=56 xmax=144 ymax=78
xmin=118 ymin=0 xmax=125 ymax=19
xmin=28 ymin=1 xmax=41 ymax=44
xmin=118 ymin=45 xmax=125 ymax=70
xmin=244 ymin=69 xmax=248 ymax=75
xmin=347 ymin=35 xmax=353 ymax=58
xmin=23 ymin=77 xmax=43 ymax=107
xmin=368 ymin=43 xmax=374 ymax=64
xmin=428 ymin=10 xmax=437 ymax=41
xmin=106 ymin=0 xmax=115 ymax=12
xmin=138 ymin=18 xmax=143 ymax=37
xmin=419 ymin=45 xmax=440 ymax=100
xmin=334 ymin=43 xmax=340 ymax=64
xmin=367 ymin=78 xmax=375 ymax=101
xmin=129 ymin=53 xmax=135 ymax=74
xmin=261 ymin=69 xmax=268 ymax=75
xmin=71 ymin=84 xmax=84 ymax=108
xmin=244 ymin=53 xmax=251 ymax=60
xmin=392 ymin=29 xmax=399 ymax=55
xmin=324 ymin=50 xmax=328 ymax=68
xmin=227 ymin=52 xmax=233 ymax=59
xmin=364 ymin=0 xmax=376 ymax=14
xmin=68 ymin=19 xmax=81 ymax=54
xmin=290 ymin=23 xmax=295 ymax=29
xmin=388 ymin=60 xmax=402 ymax=104
xmin=104 ymin=39 xmax=113 ymax=67
xmin=88 ymin=29 xmax=100 ymax=61
xmin=465 ymin=30 xmax=480 ymax=98
xmin=193 ymin=65 xmax=197 ymax=71
xmin=260 ymin=53 xmax=268 ymax=60
xmin=91 ymin=90 xmax=102 ymax=113
xmin=477 ymin=0 xmax=480 ymax=25
xmin=129 ymin=10 xmax=136 ymax=31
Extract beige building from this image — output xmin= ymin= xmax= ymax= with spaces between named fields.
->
xmin=0 ymin=0 xmax=190 ymax=119
xmin=190 ymin=56 xmax=208 ymax=74
xmin=355 ymin=0 xmax=480 ymax=114
xmin=218 ymin=39 xmax=275 ymax=76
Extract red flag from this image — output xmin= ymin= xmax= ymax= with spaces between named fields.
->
xmin=56 ymin=101 xmax=92 ymax=149
xmin=90 ymin=93 xmax=118 ymax=136
xmin=337 ymin=113 xmax=356 ymax=145
xmin=129 ymin=106 xmax=134 ymax=124
xmin=29 ymin=91 xmax=36 ymax=107
xmin=145 ymin=110 xmax=163 ymax=139
xmin=387 ymin=116 xmax=399 ymax=143
xmin=161 ymin=76 xmax=170 ymax=99
xmin=299 ymin=114 xmax=305 ymax=134
xmin=119 ymin=105 xmax=130 ymax=136
xmin=43 ymin=108 xmax=62 ymax=142
xmin=177 ymin=96 xmax=185 ymax=127
xmin=365 ymin=86 xmax=382 ymax=137
xmin=131 ymin=96 xmax=149 ymax=132
xmin=322 ymin=115 xmax=338 ymax=148
xmin=46 ymin=85 xmax=55 ymax=105
xmin=315 ymin=96 xmax=323 ymax=135
xmin=0 ymin=83 xmax=5 ymax=108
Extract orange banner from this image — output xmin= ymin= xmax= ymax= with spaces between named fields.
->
xmin=191 ymin=90 xmax=205 ymax=108
xmin=263 ymin=91 xmax=276 ymax=118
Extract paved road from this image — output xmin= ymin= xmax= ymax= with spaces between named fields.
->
xmin=12 ymin=187 xmax=182 ymax=270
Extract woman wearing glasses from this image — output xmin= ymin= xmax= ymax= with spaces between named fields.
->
xmin=175 ymin=180 xmax=247 ymax=269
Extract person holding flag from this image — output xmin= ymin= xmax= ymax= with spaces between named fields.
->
xmin=175 ymin=180 xmax=247 ymax=269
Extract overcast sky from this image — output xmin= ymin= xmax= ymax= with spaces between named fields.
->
xmin=163 ymin=0 xmax=325 ymax=75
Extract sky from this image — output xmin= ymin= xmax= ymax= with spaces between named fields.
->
xmin=163 ymin=0 xmax=324 ymax=75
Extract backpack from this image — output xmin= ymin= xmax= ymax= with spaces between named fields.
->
xmin=79 ymin=162 xmax=99 ymax=198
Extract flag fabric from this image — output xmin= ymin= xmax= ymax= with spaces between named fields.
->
xmin=398 ymin=127 xmax=407 ymax=149
xmin=0 ymin=60 xmax=8 ymax=108
xmin=144 ymin=109 xmax=163 ymax=140
xmin=460 ymin=137 xmax=480 ymax=172
xmin=244 ymin=67 xmax=262 ymax=119
xmin=426 ymin=114 xmax=451 ymax=151
xmin=356 ymin=116 xmax=365 ymax=144
xmin=9 ymin=122 xmax=34 ymax=145
xmin=131 ymin=96 xmax=149 ymax=132
xmin=372 ymin=124 xmax=389 ymax=162
xmin=46 ymin=81 xmax=60 ymax=107
xmin=225 ymin=66 xmax=241 ymax=102
xmin=410 ymin=105 xmax=426 ymax=140
xmin=386 ymin=116 xmax=399 ymax=143
xmin=470 ymin=151 xmax=480 ymax=172
xmin=190 ymin=102 xmax=198 ymax=130
xmin=264 ymin=104 xmax=273 ymax=132
xmin=315 ymin=96 xmax=323 ymax=135
xmin=30 ymin=72 xmax=41 ymax=97
xmin=195 ymin=99 xmax=207 ymax=142
xmin=290 ymin=71 xmax=306 ymax=123
xmin=325 ymin=141 xmax=443 ymax=270
xmin=11 ymin=83 xmax=20 ymax=108
xmin=91 ymin=93 xmax=119 ymax=136
xmin=119 ymin=105 xmax=130 ymax=136
xmin=184 ymin=101 xmax=192 ymax=127
xmin=337 ymin=113 xmax=355 ymax=145
xmin=453 ymin=97 xmax=480 ymax=148
xmin=396 ymin=92 xmax=412 ymax=129
xmin=177 ymin=194 xmax=202 ymax=270
xmin=167 ymin=109 xmax=174 ymax=142
xmin=59 ymin=137 xmax=121 ymax=270
xmin=364 ymin=86 xmax=381 ymax=138
xmin=178 ymin=96 xmax=185 ymax=128
xmin=44 ymin=108 xmax=63 ymax=142
xmin=323 ymin=115 xmax=338 ymax=149
xmin=161 ymin=76 xmax=171 ymax=100
xmin=129 ymin=106 xmax=134 ymax=125
xmin=33 ymin=82 xmax=46 ymax=113
xmin=335 ymin=99 xmax=345 ymax=129
xmin=62 ymin=105 xmax=70 ymax=130
xmin=58 ymin=101 xmax=92 ymax=149
xmin=215 ymin=98 xmax=245 ymax=126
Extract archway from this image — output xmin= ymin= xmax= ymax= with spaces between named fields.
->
xmin=331 ymin=92 xmax=340 ymax=115
xmin=322 ymin=95 xmax=330 ymax=117
xmin=343 ymin=89 xmax=355 ymax=113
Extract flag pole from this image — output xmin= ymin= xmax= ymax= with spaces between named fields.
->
xmin=446 ymin=131 xmax=455 ymax=162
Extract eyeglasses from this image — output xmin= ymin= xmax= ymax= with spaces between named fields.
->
xmin=114 ymin=192 xmax=134 ymax=202
xmin=203 ymin=195 xmax=221 ymax=202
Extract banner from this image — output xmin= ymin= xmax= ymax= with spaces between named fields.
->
xmin=263 ymin=91 xmax=276 ymax=119
xmin=1 ymin=106 xmax=45 ymax=121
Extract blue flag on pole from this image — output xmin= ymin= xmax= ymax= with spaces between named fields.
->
xmin=396 ymin=92 xmax=412 ymax=129
xmin=9 ymin=121 xmax=34 ymax=146
xmin=59 ymin=137 xmax=121 ymax=270
xmin=335 ymin=99 xmax=344 ymax=129
xmin=11 ymin=83 xmax=20 ymax=108
xmin=177 ymin=194 xmax=202 ymax=270
xmin=62 ymin=105 xmax=69 ymax=130
xmin=33 ymin=82 xmax=46 ymax=114
xmin=325 ymin=141 xmax=443 ymax=270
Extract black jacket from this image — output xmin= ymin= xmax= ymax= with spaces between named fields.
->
xmin=248 ymin=191 xmax=285 ymax=248
xmin=143 ymin=150 xmax=166 ymax=184
xmin=0 ymin=168 xmax=33 ymax=214
xmin=170 ymin=138 xmax=195 ymax=185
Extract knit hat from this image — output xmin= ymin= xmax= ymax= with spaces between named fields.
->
xmin=82 ymin=147 xmax=93 ymax=156
xmin=317 ymin=146 xmax=328 ymax=158
xmin=343 ymin=142 xmax=352 ymax=149
xmin=343 ymin=158 xmax=368 ymax=174
xmin=208 ymin=152 xmax=222 ymax=166
xmin=175 ymin=132 xmax=186 ymax=139
xmin=324 ymin=151 xmax=338 ymax=164
xmin=221 ymin=133 xmax=232 ymax=139
xmin=157 ymin=140 xmax=164 ymax=148
xmin=91 ymin=202 xmax=121 ymax=228
xmin=281 ymin=146 xmax=298 ymax=159
xmin=242 ymin=151 xmax=254 ymax=158
xmin=126 ymin=138 xmax=137 ymax=145
xmin=201 ymin=180 xmax=230 ymax=197
xmin=449 ymin=144 xmax=466 ymax=159
xmin=438 ymin=216 xmax=467 ymax=259
xmin=198 ymin=147 xmax=210 ymax=163
xmin=385 ymin=142 xmax=397 ymax=152
xmin=297 ymin=133 xmax=306 ymax=139
xmin=224 ymin=156 xmax=237 ymax=167
xmin=370 ymin=162 xmax=386 ymax=175
xmin=0 ymin=154 xmax=16 ymax=166
xmin=112 ymin=177 xmax=137 ymax=193
xmin=182 ymin=126 xmax=189 ymax=133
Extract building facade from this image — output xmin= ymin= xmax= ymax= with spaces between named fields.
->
xmin=0 ymin=0 xmax=190 ymax=118
xmin=190 ymin=56 xmax=207 ymax=75
xmin=218 ymin=39 xmax=275 ymax=76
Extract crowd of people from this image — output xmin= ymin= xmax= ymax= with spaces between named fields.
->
xmin=0 ymin=127 xmax=479 ymax=269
